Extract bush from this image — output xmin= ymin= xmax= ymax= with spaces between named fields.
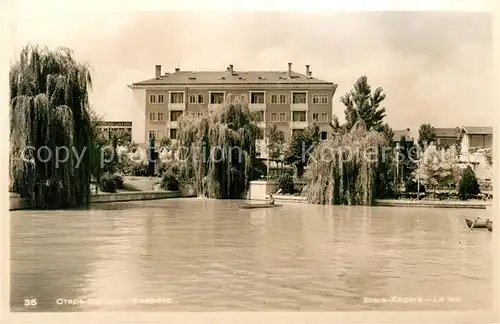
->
xmin=160 ymin=172 xmax=180 ymax=191
xmin=278 ymin=173 xmax=294 ymax=194
xmin=458 ymin=166 xmax=480 ymax=200
xmin=404 ymin=178 xmax=426 ymax=193
xmin=250 ymin=159 xmax=267 ymax=180
xmin=268 ymin=167 xmax=294 ymax=180
xmin=113 ymin=173 xmax=124 ymax=189
xmin=99 ymin=172 xmax=118 ymax=193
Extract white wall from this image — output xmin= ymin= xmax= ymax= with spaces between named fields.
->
xmin=131 ymin=88 xmax=146 ymax=145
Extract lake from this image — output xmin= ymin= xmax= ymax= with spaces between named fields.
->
xmin=10 ymin=198 xmax=494 ymax=311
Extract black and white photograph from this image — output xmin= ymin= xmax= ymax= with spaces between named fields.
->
xmin=2 ymin=1 xmax=498 ymax=323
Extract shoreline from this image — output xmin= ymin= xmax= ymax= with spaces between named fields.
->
xmin=9 ymin=192 xmax=492 ymax=211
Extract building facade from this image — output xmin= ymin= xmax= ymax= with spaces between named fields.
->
xmin=128 ymin=63 xmax=338 ymax=154
xmin=434 ymin=127 xmax=460 ymax=149
xmin=96 ymin=121 xmax=132 ymax=141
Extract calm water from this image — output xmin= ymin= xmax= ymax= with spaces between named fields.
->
xmin=10 ymin=199 xmax=494 ymax=312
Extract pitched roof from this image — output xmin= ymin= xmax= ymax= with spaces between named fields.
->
xmin=132 ymin=70 xmax=333 ymax=86
xmin=434 ymin=128 xmax=458 ymax=138
xmin=393 ymin=129 xmax=414 ymax=142
xmin=462 ymin=126 xmax=493 ymax=135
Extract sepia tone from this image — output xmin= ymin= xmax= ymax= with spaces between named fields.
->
xmin=4 ymin=8 xmax=498 ymax=324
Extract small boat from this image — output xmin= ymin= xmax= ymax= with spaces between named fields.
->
xmin=465 ymin=218 xmax=491 ymax=229
xmin=239 ymin=204 xmax=283 ymax=209
xmin=486 ymin=220 xmax=493 ymax=232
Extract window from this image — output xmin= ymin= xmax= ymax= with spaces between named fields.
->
xmin=170 ymin=129 xmax=177 ymax=139
xmin=292 ymin=111 xmax=306 ymax=122
xmin=292 ymin=92 xmax=307 ymax=104
xmin=189 ymin=94 xmax=197 ymax=104
xmin=279 ymin=112 xmax=286 ymax=122
xmin=270 ymin=113 xmax=278 ymax=122
xmin=250 ymin=92 xmax=265 ymax=104
xmin=320 ymin=131 xmax=328 ymax=140
xmin=321 ymin=94 xmax=328 ymax=104
xmin=149 ymin=94 xmax=156 ymax=103
xmin=271 ymin=94 xmax=278 ymax=104
xmin=158 ymin=112 xmax=164 ymax=121
xmin=149 ymin=112 xmax=156 ymax=121
xmin=198 ymin=94 xmax=204 ymax=104
xmin=158 ymin=94 xmax=164 ymax=103
xmin=210 ymin=92 xmax=224 ymax=104
xmin=279 ymin=94 xmax=286 ymax=104
xmin=170 ymin=110 xmax=183 ymax=121
xmin=170 ymin=92 xmax=184 ymax=104
xmin=321 ymin=112 xmax=328 ymax=122
xmin=312 ymin=113 xmax=319 ymax=122
xmin=312 ymin=94 xmax=320 ymax=104
xmin=197 ymin=112 xmax=204 ymax=117
xmin=148 ymin=130 xmax=155 ymax=139
xmin=157 ymin=131 xmax=164 ymax=139
xmin=254 ymin=111 xmax=264 ymax=122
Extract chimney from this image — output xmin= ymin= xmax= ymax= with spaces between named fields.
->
xmin=175 ymin=67 xmax=180 ymax=72
xmin=229 ymin=64 xmax=234 ymax=74
xmin=288 ymin=62 xmax=292 ymax=78
xmin=155 ymin=65 xmax=161 ymax=79
xmin=305 ymin=65 xmax=310 ymax=76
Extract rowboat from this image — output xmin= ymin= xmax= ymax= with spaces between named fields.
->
xmin=239 ymin=204 xmax=283 ymax=209
xmin=465 ymin=218 xmax=491 ymax=229
xmin=486 ymin=220 xmax=493 ymax=232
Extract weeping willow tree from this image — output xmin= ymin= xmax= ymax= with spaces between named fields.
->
xmin=176 ymin=97 xmax=259 ymax=199
xmin=9 ymin=45 xmax=94 ymax=209
xmin=302 ymin=121 xmax=387 ymax=205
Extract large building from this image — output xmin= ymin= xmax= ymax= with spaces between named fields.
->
xmin=128 ymin=63 xmax=338 ymax=153
xmin=96 ymin=121 xmax=132 ymax=141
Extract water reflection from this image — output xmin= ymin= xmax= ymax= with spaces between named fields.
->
xmin=11 ymin=199 xmax=494 ymax=311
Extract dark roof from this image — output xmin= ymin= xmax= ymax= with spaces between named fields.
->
xmin=434 ymin=128 xmax=458 ymax=138
xmin=462 ymin=126 xmax=493 ymax=135
xmin=393 ymin=129 xmax=414 ymax=142
xmin=132 ymin=70 xmax=333 ymax=86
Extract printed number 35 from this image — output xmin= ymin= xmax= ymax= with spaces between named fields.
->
xmin=24 ymin=299 xmax=37 ymax=306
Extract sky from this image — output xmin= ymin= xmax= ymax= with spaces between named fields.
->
xmin=6 ymin=5 xmax=494 ymax=134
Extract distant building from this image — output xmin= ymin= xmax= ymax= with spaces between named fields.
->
xmin=393 ymin=128 xmax=414 ymax=145
xmin=96 ymin=121 xmax=132 ymax=141
xmin=459 ymin=126 xmax=493 ymax=153
xmin=458 ymin=126 xmax=493 ymax=180
xmin=127 ymin=63 xmax=338 ymax=155
xmin=434 ymin=127 xmax=460 ymax=149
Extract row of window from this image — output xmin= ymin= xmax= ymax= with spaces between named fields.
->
xmin=149 ymin=129 xmax=177 ymax=140
xmin=149 ymin=111 xmax=207 ymax=122
xmin=150 ymin=110 xmax=329 ymax=123
xmin=150 ymin=128 xmax=329 ymax=142
xmin=149 ymin=92 xmax=330 ymax=105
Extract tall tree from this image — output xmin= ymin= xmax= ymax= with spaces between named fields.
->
xmin=177 ymin=98 xmax=259 ymax=198
xmin=417 ymin=123 xmax=437 ymax=149
xmin=9 ymin=44 xmax=94 ymax=209
xmin=413 ymin=144 xmax=459 ymax=194
xmin=266 ymin=122 xmax=285 ymax=167
xmin=284 ymin=124 xmax=320 ymax=178
xmin=341 ymin=76 xmax=387 ymax=132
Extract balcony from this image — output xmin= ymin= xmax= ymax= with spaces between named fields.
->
xmin=290 ymin=103 xmax=308 ymax=111
xmin=291 ymin=92 xmax=308 ymax=110
xmin=249 ymin=103 xmax=266 ymax=111
xmin=290 ymin=121 xmax=308 ymax=129
xmin=167 ymin=121 xmax=179 ymax=128
xmin=249 ymin=92 xmax=266 ymax=111
xmin=256 ymin=121 xmax=266 ymax=128
xmin=208 ymin=103 xmax=223 ymax=111
xmin=168 ymin=102 xmax=186 ymax=110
